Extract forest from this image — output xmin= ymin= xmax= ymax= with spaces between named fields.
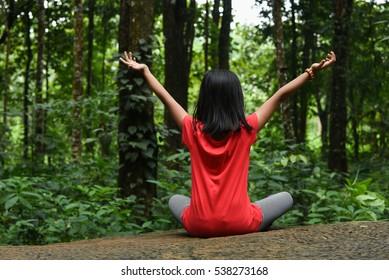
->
xmin=0 ymin=0 xmax=388 ymax=245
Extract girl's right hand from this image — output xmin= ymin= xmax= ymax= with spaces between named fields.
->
xmin=119 ymin=51 xmax=148 ymax=72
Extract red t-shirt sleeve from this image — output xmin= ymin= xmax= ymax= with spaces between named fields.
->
xmin=246 ymin=113 xmax=259 ymax=145
xmin=182 ymin=115 xmax=194 ymax=148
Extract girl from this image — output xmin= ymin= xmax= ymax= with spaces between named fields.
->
xmin=120 ymin=51 xmax=336 ymax=237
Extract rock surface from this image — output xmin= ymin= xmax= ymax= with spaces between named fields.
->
xmin=0 ymin=221 xmax=388 ymax=260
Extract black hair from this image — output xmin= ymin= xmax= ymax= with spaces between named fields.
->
xmin=193 ymin=69 xmax=253 ymax=135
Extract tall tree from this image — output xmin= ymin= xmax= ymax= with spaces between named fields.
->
xmin=85 ymin=0 xmax=95 ymax=154
xmin=163 ymin=0 xmax=196 ymax=153
xmin=34 ymin=0 xmax=45 ymax=162
xmin=1 ymin=0 xmax=11 ymax=159
xmin=290 ymin=0 xmax=298 ymax=139
xmin=272 ymin=0 xmax=295 ymax=143
xmin=206 ymin=0 xmax=231 ymax=69
xmin=210 ymin=0 xmax=220 ymax=69
xmin=297 ymin=0 xmax=316 ymax=143
xmin=86 ymin=0 xmax=94 ymax=99
xmin=314 ymin=85 xmax=330 ymax=160
xmin=204 ymin=0 xmax=210 ymax=71
xmin=23 ymin=13 xmax=32 ymax=160
xmin=72 ymin=0 xmax=84 ymax=162
xmin=218 ymin=0 xmax=232 ymax=69
xmin=328 ymin=0 xmax=353 ymax=173
xmin=118 ymin=0 xmax=157 ymax=217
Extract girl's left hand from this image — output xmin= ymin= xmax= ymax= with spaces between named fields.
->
xmin=311 ymin=51 xmax=336 ymax=73
xmin=119 ymin=51 xmax=148 ymax=72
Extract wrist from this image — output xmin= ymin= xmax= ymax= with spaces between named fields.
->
xmin=304 ymin=68 xmax=315 ymax=80
xmin=141 ymin=64 xmax=149 ymax=73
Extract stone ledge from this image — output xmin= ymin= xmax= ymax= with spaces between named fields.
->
xmin=0 ymin=221 xmax=388 ymax=260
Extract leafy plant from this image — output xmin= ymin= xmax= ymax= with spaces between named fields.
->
xmin=303 ymin=172 xmax=388 ymax=225
xmin=0 ymin=176 xmax=145 ymax=245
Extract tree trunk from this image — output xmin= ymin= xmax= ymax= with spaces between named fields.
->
xmin=210 ymin=0 xmax=220 ymax=69
xmin=272 ymin=0 xmax=295 ymax=144
xmin=218 ymin=0 xmax=232 ymax=69
xmin=85 ymin=0 xmax=95 ymax=154
xmin=101 ymin=2 xmax=110 ymax=92
xmin=45 ymin=7 xmax=51 ymax=166
xmin=297 ymin=0 xmax=315 ymax=144
xmin=328 ymin=0 xmax=352 ymax=173
xmin=72 ymin=0 xmax=84 ymax=162
xmin=204 ymin=0 xmax=210 ymax=72
xmin=163 ymin=0 xmax=196 ymax=154
xmin=118 ymin=0 xmax=157 ymax=218
xmin=290 ymin=0 xmax=299 ymax=139
xmin=349 ymin=89 xmax=359 ymax=161
xmin=23 ymin=14 xmax=32 ymax=160
xmin=1 ymin=1 xmax=11 ymax=159
xmin=314 ymin=84 xmax=330 ymax=160
xmin=34 ymin=0 xmax=45 ymax=162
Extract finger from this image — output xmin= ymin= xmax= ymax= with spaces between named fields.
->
xmin=124 ymin=51 xmax=129 ymax=61
xmin=119 ymin=57 xmax=127 ymax=64
xmin=129 ymin=52 xmax=133 ymax=61
xmin=328 ymin=51 xmax=336 ymax=61
xmin=331 ymin=52 xmax=336 ymax=61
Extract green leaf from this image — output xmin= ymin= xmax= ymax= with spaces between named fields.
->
xmin=5 ymin=196 xmax=18 ymax=210
xmin=65 ymin=203 xmax=80 ymax=211
xmin=19 ymin=197 xmax=33 ymax=209
xmin=356 ymin=195 xmax=376 ymax=202
xmin=85 ymin=138 xmax=97 ymax=144
xmin=128 ymin=126 xmax=137 ymax=135
xmin=267 ymin=180 xmax=283 ymax=189
xmin=270 ymin=175 xmax=288 ymax=182
xmin=70 ymin=216 xmax=88 ymax=223
xmin=21 ymin=191 xmax=43 ymax=200
xmin=120 ymin=78 xmax=129 ymax=85
xmin=298 ymin=155 xmax=308 ymax=164
xmin=313 ymin=167 xmax=321 ymax=177
xmin=133 ymin=78 xmax=144 ymax=86
xmin=377 ymin=36 xmax=389 ymax=44
xmin=280 ymin=157 xmax=288 ymax=167
xmin=128 ymin=141 xmax=149 ymax=151
xmin=142 ymin=221 xmax=153 ymax=228
xmin=316 ymin=207 xmax=331 ymax=212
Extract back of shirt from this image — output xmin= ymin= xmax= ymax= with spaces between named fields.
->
xmin=181 ymin=114 xmax=262 ymax=237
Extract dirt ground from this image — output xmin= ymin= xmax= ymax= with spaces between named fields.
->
xmin=0 ymin=221 xmax=388 ymax=260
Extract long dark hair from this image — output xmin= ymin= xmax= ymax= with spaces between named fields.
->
xmin=193 ymin=69 xmax=253 ymax=135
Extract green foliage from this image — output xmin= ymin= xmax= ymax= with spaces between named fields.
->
xmin=0 ymin=175 xmax=145 ymax=245
xmin=303 ymin=174 xmax=388 ymax=224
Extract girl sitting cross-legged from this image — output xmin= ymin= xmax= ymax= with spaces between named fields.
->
xmin=120 ymin=51 xmax=336 ymax=237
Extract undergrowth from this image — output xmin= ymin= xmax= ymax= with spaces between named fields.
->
xmin=1 ymin=147 xmax=388 ymax=245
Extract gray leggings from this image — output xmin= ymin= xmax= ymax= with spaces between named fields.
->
xmin=168 ymin=192 xmax=293 ymax=231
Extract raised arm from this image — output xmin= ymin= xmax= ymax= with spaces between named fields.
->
xmin=254 ymin=51 xmax=336 ymax=132
xmin=119 ymin=51 xmax=188 ymax=130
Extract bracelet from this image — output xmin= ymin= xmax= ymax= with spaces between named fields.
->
xmin=304 ymin=68 xmax=315 ymax=80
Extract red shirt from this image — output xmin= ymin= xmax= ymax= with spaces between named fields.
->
xmin=181 ymin=114 xmax=262 ymax=237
